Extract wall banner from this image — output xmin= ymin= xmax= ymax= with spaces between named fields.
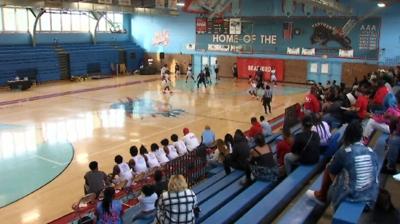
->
xmin=236 ymin=57 xmax=285 ymax=81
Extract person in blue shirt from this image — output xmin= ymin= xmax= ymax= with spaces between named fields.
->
xmin=307 ymin=120 xmax=379 ymax=210
xmin=95 ymin=187 xmax=123 ymax=224
xmin=201 ymin=125 xmax=216 ymax=147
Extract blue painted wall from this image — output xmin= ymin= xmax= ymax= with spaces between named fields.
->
xmin=378 ymin=4 xmax=400 ymax=65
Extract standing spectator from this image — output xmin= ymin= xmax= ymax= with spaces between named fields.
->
xmin=307 ymin=121 xmax=379 ymax=210
xmin=259 ymin=116 xmax=272 ymax=137
xmin=284 ymin=115 xmax=320 ymax=174
xmin=232 ymin=63 xmax=238 ymax=80
xmin=223 ymin=129 xmax=251 ymax=184
xmin=245 ymin=117 xmax=263 ymax=139
xmin=201 ymin=125 xmax=216 ymax=147
xmin=84 ymin=161 xmax=109 ymax=197
xmin=214 ymin=60 xmax=220 ymax=80
xmin=156 ymin=175 xmax=199 ymax=224
xmin=182 ymin=128 xmax=200 ymax=151
xmin=142 ymin=145 xmax=160 ymax=169
xmin=112 ymin=155 xmax=133 ymax=187
xmin=151 ymin=143 xmax=169 ymax=165
xmin=95 ymin=187 xmax=123 ymax=224
xmin=262 ymin=85 xmax=273 ymax=114
xmin=171 ymin=134 xmax=188 ymax=156
xmin=161 ymin=138 xmax=179 ymax=160
xmin=276 ymin=128 xmax=293 ymax=173
xmin=131 ymin=185 xmax=158 ymax=222
xmin=249 ymin=134 xmax=279 ymax=182
xmin=129 ymin=145 xmax=148 ymax=174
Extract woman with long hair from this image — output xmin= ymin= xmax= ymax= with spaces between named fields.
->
xmin=95 ymin=187 xmax=123 ymax=223
xmin=311 ymin=113 xmax=331 ymax=148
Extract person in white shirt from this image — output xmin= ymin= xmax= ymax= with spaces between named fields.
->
xmin=129 ymin=145 xmax=148 ymax=174
xmin=160 ymin=64 xmax=168 ymax=79
xmin=311 ymin=113 xmax=331 ymax=146
xmin=142 ymin=145 xmax=160 ymax=169
xmin=182 ymin=128 xmax=200 ymax=151
xmin=259 ymin=116 xmax=272 ymax=137
xmin=171 ymin=134 xmax=188 ymax=155
xmin=151 ymin=143 xmax=169 ymax=165
xmin=132 ymin=185 xmax=158 ymax=222
xmin=112 ymin=155 xmax=133 ymax=187
xmin=270 ymin=67 xmax=277 ymax=86
xmin=186 ymin=63 xmax=194 ymax=83
xmin=161 ymin=138 xmax=179 ymax=160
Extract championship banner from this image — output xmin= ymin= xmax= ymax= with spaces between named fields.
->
xmin=237 ymin=57 xmax=285 ymax=81
xmin=302 ymin=48 xmax=315 ymax=56
xmin=196 ymin=18 xmax=207 ymax=34
xmin=287 ymin=47 xmax=300 ymax=55
xmin=339 ymin=49 xmax=354 ymax=57
xmin=229 ymin=18 xmax=241 ymax=34
xmin=208 ymin=44 xmax=230 ymax=52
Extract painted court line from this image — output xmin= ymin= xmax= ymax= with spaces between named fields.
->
xmin=34 ymin=155 xmax=69 ymax=166
xmin=0 ymin=78 xmax=160 ymax=107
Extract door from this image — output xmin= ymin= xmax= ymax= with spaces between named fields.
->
xmin=307 ymin=62 xmax=342 ymax=85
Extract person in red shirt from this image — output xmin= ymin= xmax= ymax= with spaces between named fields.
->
xmin=245 ymin=117 xmax=263 ymax=138
xmin=344 ymin=88 xmax=369 ymax=122
xmin=304 ymin=86 xmax=321 ymax=114
xmin=371 ymin=80 xmax=388 ymax=113
xmin=276 ymin=128 xmax=293 ymax=170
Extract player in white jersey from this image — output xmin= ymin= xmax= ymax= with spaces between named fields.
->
xmin=160 ymin=64 xmax=168 ymax=79
xmin=161 ymin=138 xmax=179 ymax=160
xmin=142 ymin=145 xmax=160 ymax=168
xmin=186 ymin=63 xmax=194 ymax=83
xmin=113 ymin=155 xmax=133 ymax=187
xmin=161 ymin=73 xmax=172 ymax=94
xmin=129 ymin=145 xmax=148 ymax=174
xmin=270 ymin=67 xmax=277 ymax=86
xmin=171 ymin=134 xmax=188 ymax=155
xmin=151 ymin=143 xmax=169 ymax=165
xmin=182 ymin=128 xmax=200 ymax=151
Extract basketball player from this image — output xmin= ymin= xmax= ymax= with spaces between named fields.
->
xmin=214 ymin=60 xmax=220 ymax=80
xmin=271 ymin=66 xmax=277 ymax=86
xmin=186 ymin=63 xmax=194 ymax=83
xmin=197 ymin=70 xmax=207 ymax=89
xmin=161 ymin=64 xmax=168 ymax=79
xmin=161 ymin=73 xmax=172 ymax=94
xmin=232 ymin=63 xmax=238 ymax=80
xmin=175 ymin=63 xmax=180 ymax=79
xmin=204 ymin=64 xmax=211 ymax=84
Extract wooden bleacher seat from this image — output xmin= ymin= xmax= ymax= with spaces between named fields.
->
xmin=193 ymin=169 xmax=226 ymax=194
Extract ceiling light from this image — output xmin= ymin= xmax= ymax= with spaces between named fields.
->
xmin=377 ymin=2 xmax=386 ymax=8
xmin=177 ymin=2 xmax=185 ymax=7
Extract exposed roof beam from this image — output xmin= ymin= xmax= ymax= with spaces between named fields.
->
xmin=296 ymin=0 xmax=352 ymax=15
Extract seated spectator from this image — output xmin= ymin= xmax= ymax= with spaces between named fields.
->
xmin=343 ymin=88 xmax=369 ymax=122
xmin=156 ymin=175 xmax=199 ymax=224
xmin=383 ymin=113 xmax=400 ymax=174
xmin=95 ymin=187 xmax=123 ymax=223
xmin=171 ymin=134 xmax=188 ymax=155
xmin=153 ymin=170 xmax=168 ymax=197
xmin=142 ymin=145 xmax=160 ymax=169
xmin=161 ymin=138 xmax=179 ymax=160
xmin=223 ymin=129 xmax=251 ymax=185
xmin=260 ymin=116 xmax=272 ymax=137
xmin=249 ymin=134 xmax=279 ymax=182
xmin=151 ymin=143 xmax=169 ymax=165
xmin=84 ymin=161 xmax=109 ymax=197
xmin=129 ymin=145 xmax=148 ymax=174
xmin=224 ymin=133 xmax=234 ymax=153
xmin=322 ymin=99 xmax=344 ymax=129
xmin=245 ymin=117 xmax=263 ymax=139
xmin=311 ymin=113 xmax=331 ymax=148
xmin=208 ymin=139 xmax=229 ymax=165
xmin=276 ymin=128 xmax=293 ymax=172
xmin=183 ymin=128 xmax=200 ymax=151
xmin=132 ymin=185 xmax=158 ymax=222
xmin=304 ymin=86 xmax=321 ymax=114
xmin=112 ymin=155 xmax=133 ymax=187
xmin=284 ymin=115 xmax=320 ymax=174
xmin=370 ymin=79 xmax=389 ymax=113
xmin=307 ymin=121 xmax=379 ymax=210
xmin=201 ymin=125 xmax=216 ymax=147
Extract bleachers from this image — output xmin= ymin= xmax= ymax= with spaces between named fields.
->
xmin=0 ymin=45 xmax=60 ymax=85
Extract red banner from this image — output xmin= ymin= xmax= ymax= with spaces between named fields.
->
xmin=196 ymin=18 xmax=207 ymax=34
xmin=237 ymin=57 xmax=285 ymax=81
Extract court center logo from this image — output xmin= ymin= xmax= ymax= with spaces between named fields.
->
xmin=110 ymin=97 xmax=185 ymax=118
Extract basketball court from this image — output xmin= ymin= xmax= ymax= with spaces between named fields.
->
xmin=0 ymin=75 xmax=306 ymax=224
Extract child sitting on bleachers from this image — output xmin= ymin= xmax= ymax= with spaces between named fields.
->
xmin=171 ymin=134 xmax=188 ymax=156
xmin=131 ymin=185 xmax=158 ymax=222
xmin=161 ymin=138 xmax=179 ymax=160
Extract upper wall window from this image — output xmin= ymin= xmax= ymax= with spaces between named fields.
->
xmin=0 ymin=8 xmax=3 ymax=31
xmin=98 ymin=12 xmax=124 ymax=32
xmin=3 ymin=8 xmax=17 ymax=31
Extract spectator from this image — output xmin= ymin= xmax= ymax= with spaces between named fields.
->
xmin=307 ymin=121 xmax=379 ymax=210
xmin=95 ymin=187 xmax=123 ymax=224
xmin=249 ymin=134 xmax=279 ymax=182
xmin=171 ymin=134 xmax=188 ymax=155
xmin=284 ymin=115 xmax=320 ymax=174
xmin=182 ymin=128 xmax=200 ymax=151
xmin=223 ymin=129 xmax=251 ymax=185
xmin=142 ymin=145 xmax=160 ymax=169
xmin=209 ymin=139 xmax=230 ymax=165
xmin=151 ymin=143 xmax=169 ymax=165
xmin=259 ymin=116 xmax=272 ymax=137
xmin=201 ymin=125 xmax=216 ymax=147
xmin=112 ymin=155 xmax=133 ymax=187
xmin=161 ymin=138 xmax=179 ymax=160
xmin=224 ymin=133 xmax=234 ymax=153
xmin=156 ymin=175 xmax=199 ymax=224
xmin=132 ymin=185 xmax=158 ymax=222
xmin=245 ymin=117 xmax=263 ymax=139
xmin=129 ymin=145 xmax=148 ymax=174
xmin=84 ymin=161 xmax=108 ymax=197
xmin=343 ymin=88 xmax=369 ymax=122
xmin=153 ymin=170 xmax=168 ymax=197
xmin=370 ymin=79 xmax=388 ymax=113
xmin=383 ymin=111 xmax=400 ymax=174
xmin=276 ymin=128 xmax=293 ymax=173
xmin=311 ymin=113 xmax=331 ymax=148
xmin=304 ymin=86 xmax=321 ymax=114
